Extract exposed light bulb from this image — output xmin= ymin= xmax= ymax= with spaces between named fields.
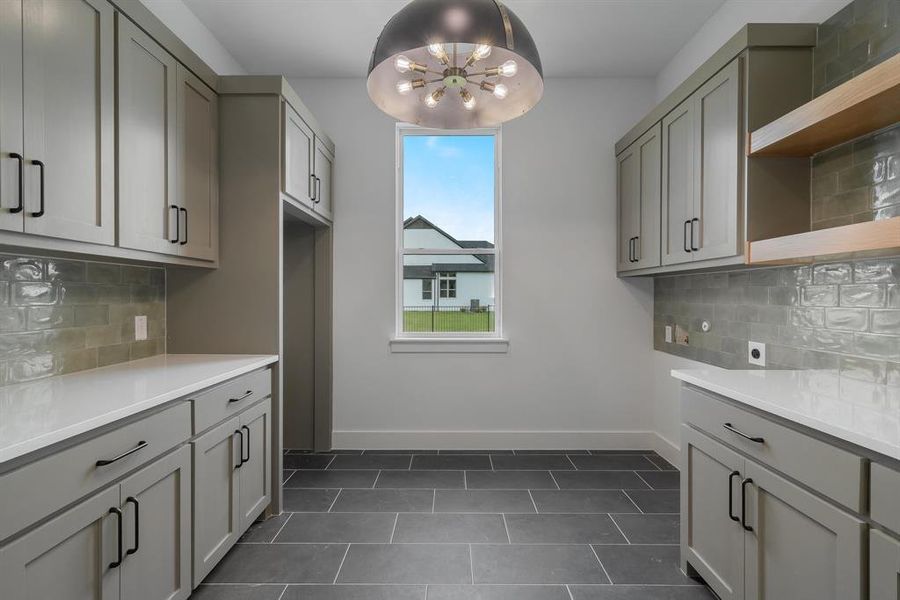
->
xmin=498 ymin=59 xmax=518 ymax=77
xmin=492 ymin=83 xmax=508 ymax=99
xmin=396 ymin=80 xmax=413 ymax=95
xmin=425 ymin=88 xmax=445 ymax=108
xmin=428 ymin=43 xmax=449 ymax=64
xmin=460 ymin=88 xmax=476 ymax=110
xmin=472 ymin=44 xmax=492 ymax=60
xmin=394 ymin=54 xmax=412 ymax=73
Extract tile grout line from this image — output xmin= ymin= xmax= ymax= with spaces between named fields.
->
xmin=488 ymin=454 xmax=495 ymax=471
xmin=566 ymin=584 xmax=575 ymax=600
xmin=269 ymin=512 xmax=293 ymax=543
xmin=527 ymin=489 xmax=540 ymax=513
xmin=464 ymin=470 xmax=468 ymax=490
xmin=590 ymin=543 xmax=615 ymax=585
xmin=501 ymin=513 xmax=511 ymax=543
xmin=566 ymin=454 xmax=578 ymax=470
xmin=327 ymin=489 xmax=342 ymax=513
xmin=389 ymin=512 xmax=399 ymax=543
xmin=432 ymin=489 xmax=436 ymax=513
xmin=331 ymin=544 xmax=351 ymax=584
xmin=607 ymin=513 xmax=632 ymax=544
xmin=276 ymin=584 xmax=289 ymax=600
xmin=633 ymin=471 xmax=654 ymax=490
xmin=621 ymin=490 xmax=643 ymax=514
xmin=468 ymin=543 xmax=475 ymax=584
xmin=548 ymin=470 xmax=561 ymax=490
xmin=325 ymin=455 xmax=337 ymax=469
xmin=372 ymin=470 xmax=382 ymax=488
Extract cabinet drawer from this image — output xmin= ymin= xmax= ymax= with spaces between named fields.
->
xmin=0 ymin=401 xmax=190 ymax=542
xmin=871 ymin=462 xmax=900 ymax=534
xmin=682 ymin=386 xmax=865 ymax=512
xmin=190 ymin=368 xmax=272 ymax=434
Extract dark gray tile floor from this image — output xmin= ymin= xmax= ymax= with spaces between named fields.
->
xmin=192 ymin=449 xmax=714 ymax=600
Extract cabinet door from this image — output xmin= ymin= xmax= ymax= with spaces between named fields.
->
xmin=661 ymin=97 xmax=695 ymax=266
xmin=283 ymin=102 xmax=314 ymax=208
xmin=691 ymin=59 xmax=742 ymax=262
xmin=635 ymin=123 xmax=661 ymax=269
xmin=119 ymin=446 xmax=191 ymax=600
xmin=742 ymin=460 xmax=865 ymax=600
xmin=0 ymin=0 xmax=23 ymax=233
xmin=22 ymin=0 xmax=115 ymax=245
xmin=176 ymin=64 xmax=218 ymax=261
xmin=616 ymin=138 xmax=639 ymax=272
xmin=870 ymin=529 xmax=900 ymax=600
xmin=0 ymin=486 xmax=120 ymax=600
xmin=681 ymin=425 xmax=745 ymax=600
xmin=313 ymin=138 xmax=333 ymax=221
xmin=117 ymin=15 xmax=179 ymax=257
xmin=239 ymin=398 xmax=272 ymax=530
xmin=192 ymin=416 xmax=240 ymax=587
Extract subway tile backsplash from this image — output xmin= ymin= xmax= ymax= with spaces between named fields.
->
xmin=654 ymin=259 xmax=900 ymax=377
xmin=0 ymin=254 xmax=165 ymax=385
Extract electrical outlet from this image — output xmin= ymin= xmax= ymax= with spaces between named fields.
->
xmin=134 ymin=315 xmax=148 ymax=341
xmin=675 ymin=325 xmax=689 ymax=346
xmin=748 ymin=341 xmax=766 ymax=366
xmin=665 ymin=325 xmax=673 ymax=343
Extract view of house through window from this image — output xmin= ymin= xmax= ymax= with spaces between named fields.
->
xmin=399 ymin=130 xmax=498 ymax=335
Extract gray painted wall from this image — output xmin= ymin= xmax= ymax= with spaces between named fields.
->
xmin=0 ymin=254 xmax=165 ymax=385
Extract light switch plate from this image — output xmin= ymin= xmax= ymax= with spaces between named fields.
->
xmin=665 ymin=325 xmax=673 ymax=343
xmin=134 ymin=316 xmax=148 ymax=341
xmin=748 ymin=341 xmax=766 ymax=366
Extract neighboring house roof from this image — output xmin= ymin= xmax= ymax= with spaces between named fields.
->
xmin=403 ymin=215 xmax=494 ymax=279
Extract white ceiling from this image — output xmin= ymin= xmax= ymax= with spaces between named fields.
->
xmin=183 ymin=0 xmax=726 ymax=78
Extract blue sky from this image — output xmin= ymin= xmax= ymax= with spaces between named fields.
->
xmin=403 ymin=135 xmax=495 ymax=244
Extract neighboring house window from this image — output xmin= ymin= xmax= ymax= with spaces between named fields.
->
xmin=397 ymin=126 xmax=500 ymax=336
xmin=439 ymin=273 xmax=457 ymax=299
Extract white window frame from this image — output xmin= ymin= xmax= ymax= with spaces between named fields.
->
xmin=394 ymin=124 xmax=503 ymax=342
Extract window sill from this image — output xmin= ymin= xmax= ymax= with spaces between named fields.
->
xmin=389 ymin=337 xmax=510 ymax=354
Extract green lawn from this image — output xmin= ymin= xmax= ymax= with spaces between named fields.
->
xmin=404 ymin=309 xmax=495 ymax=333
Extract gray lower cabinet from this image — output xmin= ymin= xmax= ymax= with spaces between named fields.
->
xmin=617 ymin=123 xmax=661 ymax=272
xmin=870 ymin=529 xmax=900 ymax=600
xmin=682 ymin=424 xmax=865 ymax=600
xmin=0 ymin=446 xmax=191 ymax=600
xmin=192 ymin=396 xmax=272 ymax=587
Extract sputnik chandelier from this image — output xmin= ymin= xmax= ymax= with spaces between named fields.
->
xmin=367 ymin=0 xmax=543 ymax=129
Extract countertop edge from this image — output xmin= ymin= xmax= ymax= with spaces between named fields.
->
xmin=0 ymin=354 xmax=278 ymax=465
xmin=671 ymin=368 xmax=900 ymax=462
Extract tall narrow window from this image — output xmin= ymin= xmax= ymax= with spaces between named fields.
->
xmin=398 ymin=127 xmax=500 ymax=336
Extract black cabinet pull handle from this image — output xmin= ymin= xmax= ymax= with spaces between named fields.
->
xmin=627 ymin=237 xmax=632 ymax=263
xmin=125 ymin=497 xmax=139 ymax=556
xmin=169 ymin=205 xmax=179 ymax=243
xmin=30 ymin=160 xmax=44 ymax=217
xmin=633 ymin=235 xmax=640 ymax=262
xmin=179 ymin=207 xmax=187 ymax=245
xmin=96 ymin=441 xmax=148 ymax=466
xmin=728 ymin=470 xmax=741 ymax=523
xmin=690 ymin=217 xmax=699 ymax=251
xmin=309 ymin=173 xmax=317 ymax=202
xmin=108 ymin=507 xmax=124 ymax=569
xmin=741 ymin=477 xmax=754 ymax=532
xmin=724 ymin=423 xmax=765 ymax=444
xmin=683 ymin=220 xmax=691 ymax=253
xmin=234 ymin=429 xmax=243 ymax=469
xmin=9 ymin=152 xmax=23 ymax=213
xmin=241 ymin=424 xmax=251 ymax=464
xmin=315 ymin=176 xmax=322 ymax=204
xmin=229 ymin=390 xmax=253 ymax=403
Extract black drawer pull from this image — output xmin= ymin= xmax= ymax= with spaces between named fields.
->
xmin=690 ymin=217 xmax=699 ymax=251
xmin=723 ymin=423 xmax=765 ymax=444
xmin=234 ymin=429 xmax=244 ymax=469
xmin=9 ymin=152 xmax=23 ymax=213
xmin=125 ymin=496 xmax=139 ymax=556
xmin=229 ymin=390 xmax=253 ymax=403
xmin=96 ymin=441 xmax=148 ymax=466
xmin=241 ymin=424 xmax=250 ymax=464
xmin=741 ymin=477 xmax=754 ymax=532
xmin=169 ymin=205 xmax=179 ymax=243
xmin=31 ymin=159 xmax=45 ymax=217
xmin=728 ymin=470 xmax=741 ymax=523
xmin=179 ymin=207 xmax=188 ymax=245
xmin=108 ymin=507 xmax=123 ymax=569
xmin=683 ymin=220 xmax=691 ymax=253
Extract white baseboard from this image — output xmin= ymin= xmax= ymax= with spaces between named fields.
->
xmin=652 ymin=431 xmax=680 ymax=466
xmin=332 ymin=430 xmax=663 ymax=452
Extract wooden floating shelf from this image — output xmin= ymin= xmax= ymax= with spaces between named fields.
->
xmin=747 ymin=218 xmax=900 ymax=265
xmin=749 ymin=52 xmax=900 ymax=157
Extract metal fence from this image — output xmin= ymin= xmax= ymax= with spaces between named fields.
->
xmin=403 ymin=305 xmax=495 ymax=333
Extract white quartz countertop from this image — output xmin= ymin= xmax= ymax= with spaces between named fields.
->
xmin=0 ymin=354 xmax=278 ymax=465
xmin=672 ymin=368 xmax=900 ymax=461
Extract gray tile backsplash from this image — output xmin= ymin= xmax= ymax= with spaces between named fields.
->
xmin=654 ymin=259 xmax=900 ymax=376
xmin=0 ymin=254 xmax=165 ymax=385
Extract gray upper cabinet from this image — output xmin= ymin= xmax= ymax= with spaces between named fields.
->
xmin=313 ymin=138 xmax=334 ymax=222
xmin=691 ymin=59 xmax=741 ymax=262
xmin=617 ymin=123 xmax=660 ymax=272
xmin=117 ymin=15 xmax=179 ymax=257
xmin=661 ymin=97 xmax=695 ymax=266
xmin=283 ymin=101 xmax=315 ymax=209
xmin=0 ymin=485 xmax=121 ymax=600
xmin=176 ymin=64 xmax=218 ymax=261
xmin=742 ymin=459 xmax=865 ymax=600
xmin=0 ymin=0 xmax=116 ymax=245
xmin=0 ymin=0 xmax=24 ymax=234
